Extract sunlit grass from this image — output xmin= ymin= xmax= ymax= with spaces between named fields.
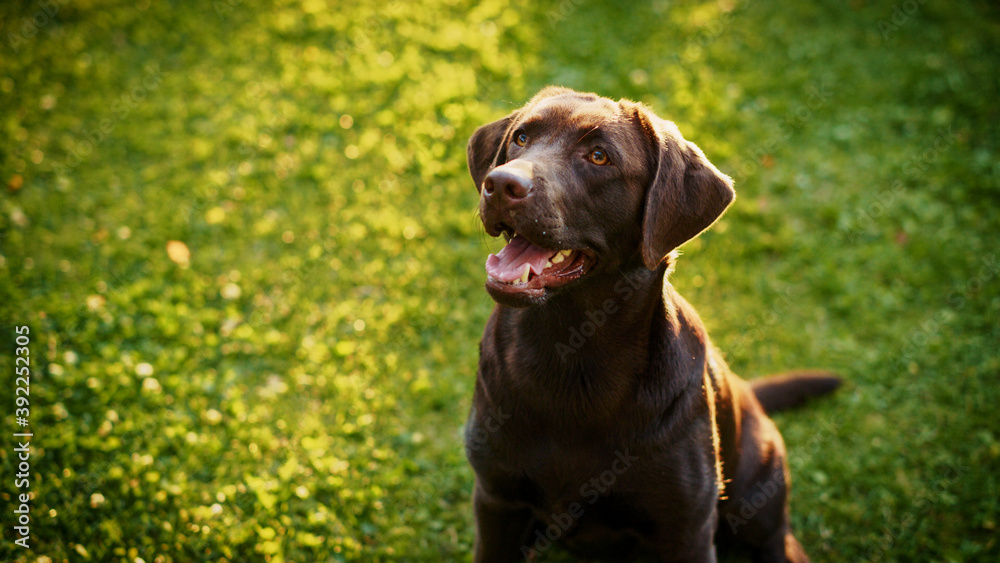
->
xmin=1 ymin=0 xmax=998 ymax=561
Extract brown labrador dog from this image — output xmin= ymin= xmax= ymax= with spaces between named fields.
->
xmin=464 ymin=87 xmax=840 ymax=562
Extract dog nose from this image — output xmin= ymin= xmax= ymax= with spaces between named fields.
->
xmin=484 ymin=161 xmax=533 ymax=201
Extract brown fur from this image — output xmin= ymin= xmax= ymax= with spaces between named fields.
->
xmin=465 ymin=87 xmax=839 ymax=562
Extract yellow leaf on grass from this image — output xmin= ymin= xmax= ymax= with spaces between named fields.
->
xmin=166 ymin=240 xmax=190 ymax=268
xmin=205 ymin=206 xmax=226 ymax=224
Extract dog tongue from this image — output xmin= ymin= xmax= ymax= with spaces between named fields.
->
xmin=486 ymin=235 xmax=554 ymax=282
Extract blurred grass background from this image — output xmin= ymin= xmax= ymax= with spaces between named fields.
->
xmin=1 ymin=0 xmax=998 ymax=561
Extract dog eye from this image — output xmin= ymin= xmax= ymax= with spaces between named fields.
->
xmin=588 ymin=149 xmax=610 ymax=165
xmin=514 ymin=131 xmax=528 ymax=147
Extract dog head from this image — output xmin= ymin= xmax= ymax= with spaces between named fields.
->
xmin=468 ymin=87 xmax=734 ymax=307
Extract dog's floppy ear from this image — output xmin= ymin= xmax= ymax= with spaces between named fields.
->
xmin=467 ymin=113 xmax=518 ymax=193
xmin=640 ymin=115 xmax=735 ymax=270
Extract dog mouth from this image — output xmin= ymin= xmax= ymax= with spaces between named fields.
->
xmin=485 ymin=232 xmax=595 ymax=296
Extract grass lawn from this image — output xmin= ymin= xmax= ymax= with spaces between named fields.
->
xmin=1 ymin=0 xmax=998 ymax=561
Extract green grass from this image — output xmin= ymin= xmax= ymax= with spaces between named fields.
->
xmin=1 ymin=0 xmax=998 ymax=561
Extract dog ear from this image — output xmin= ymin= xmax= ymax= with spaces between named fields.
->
xmin=467 ymin=113 xmax=518 ymax=193
xmin=641 ymin=117 xmax=735 ymax=270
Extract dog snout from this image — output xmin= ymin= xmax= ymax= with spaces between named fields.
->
xmin=483 ymin=160 xmax=533 ymax=203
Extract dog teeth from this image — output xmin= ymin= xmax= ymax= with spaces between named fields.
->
xmin=551 ymin=249 xmax=571 ymax=264
xmin=519 ymin=264 xmax=530 ymax=283
xmin=545 ymin=259 xmax=553 ymax=268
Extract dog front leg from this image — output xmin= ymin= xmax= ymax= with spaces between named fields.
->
xmin=651 ymin=511 xmax=719 ymax=563
xmin=473 ymin=482 xmax=536 ymax=562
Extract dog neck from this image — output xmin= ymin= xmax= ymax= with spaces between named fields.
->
xmin=482 ymin=256 xmax=692 ymax=426
xmin=503 ymin=253 xmax=676 ymax=352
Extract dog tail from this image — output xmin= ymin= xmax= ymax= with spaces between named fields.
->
xmin=750 ymin=371 xmax=841 ymax=414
